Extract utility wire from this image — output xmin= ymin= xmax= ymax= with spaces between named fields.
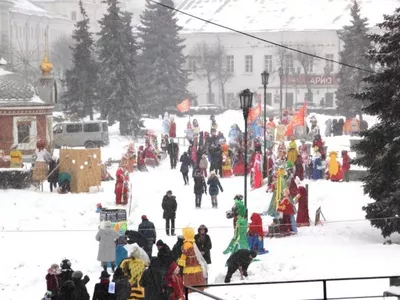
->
xmin=148 ymin=0 xmax=374 ymax=74
xmin=1 ymin=215 xmax=398 ymax=233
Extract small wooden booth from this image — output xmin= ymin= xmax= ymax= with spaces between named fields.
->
xmin=59 ymin=148 xmax=101 ymax=193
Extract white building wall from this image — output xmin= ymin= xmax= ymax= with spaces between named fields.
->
xmin=182 ymin=30 xmax=342 ymax=109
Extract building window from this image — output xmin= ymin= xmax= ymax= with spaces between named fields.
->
xmin=17 ymin=122 xmax=31 ymax=144
xmin=71 ymin=11 xmax=77 ymax=21
xmin=264 ymin=55 xmax=272 ymax=72
xmin=227 ymin=55 xmax=234 ymax=73
xmin=284 ymin=54 xmax=294 ymax=69
xmin=188 ymin=56 xmax=198 ymax=73
xmin=325 ymin=92 xmax=334 ymax=107
xmin=325 ymin=54 xmax=334 ymax=70
xmin=274 ymin=94 xmax=280 ymax=104
xmin=207 ymin=93 xmax=215 ymax=104
xmin=245 ymin=55 xmax=253 ymax=73
xmin=84 ymin=123 xmax=100 ymax=133
xmin=305 ymin=92 xmax=314 ymax=102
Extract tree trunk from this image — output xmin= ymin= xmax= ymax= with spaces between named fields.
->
xmin=303 ymin=67 xmax=312 ymax=102
xmin=207 ymin=73 xmax=213 ymax=104
xmin=220 ymin=81 xmax=226 ymax=107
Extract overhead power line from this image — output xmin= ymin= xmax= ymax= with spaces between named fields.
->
xmin=149 ymin=0 xmax=374 ymax=74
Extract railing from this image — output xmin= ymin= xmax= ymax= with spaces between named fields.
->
xmin=184 ymin=275 xmax=400 ymax=299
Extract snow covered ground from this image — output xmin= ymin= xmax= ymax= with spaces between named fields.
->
xmin=0 ymin=111 xmax=398 ymax=300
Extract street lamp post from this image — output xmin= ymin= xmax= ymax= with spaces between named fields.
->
xmin=279 ymin=67 xmax=283 ymax=120
xmin=284 ymin=66 xmax=289 ymax=110
xmin=292 ymin=67 xmax=301 ymax=106
xmin=261 ymin=70 xmax=269 ymax=179
xmin=239 ymin=88 xmax=253 ymax=218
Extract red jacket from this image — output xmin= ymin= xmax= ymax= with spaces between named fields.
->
xmin=46 ymin=273 xmax=60 ymax=296
xmin=167 ymin=262 xmax=185 ymax=300
xmin=277 ymin=197 xmax=295 ymax=215
xmin=342 ymin=154 xmax=351 ymax=172
xmin=248 ymin=213 xmax=263 ymax=236
xmin=169 ymin=122 xmax=177 ymax=138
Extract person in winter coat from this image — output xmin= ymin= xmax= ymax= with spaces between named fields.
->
xmin=138 ymin=215 xmax=157 ymax=257
xmin=193 ymin=169 xmax=207 ymax=208
xmin=179 ymin=152 xmax=192 ymax=185
xmin=96 ymin=220 xmax=120 ymax=273
xmin=92 ymin=271 xmax=112 ymax=300
xmin=171 ymin=235 xmax=185 ymax=274
xmin=156 ymin=239 xmax=173 ymax=286
xmin=112 ymin=268 xmax=131 ymax=300
xmin=46 ymin=264 xmax=61 ymax=300
xmin=58 ymin=280 xmax=77 ymax=300
xmin=71 ymin=271 xmax=90 ymax=300
xmin=224 ymin=249 xmax=257 ymax=283
xmin=140 ymin=257 xmax=166 ymax=300
xmin=162 ymin=190 xmax=177 ymax=236
xmin=207 ymin=172 xmax=223 ymax=208
xmin=58 ymin=259 xmax=74 ymax=287
xmin=169 ymin=117 xmax=176 ymax=138
xmin=48 ymin=158 xmax=59 ymax=192
xmin=194 ymin=225 xmax=212 ymax=283
xmin=167 ymin=139 xmax=179 ymax=169
xmin=166 ymin=262 xmax=185 ymax=300
xmin=198 ymin=154 xmax=208 ymax=177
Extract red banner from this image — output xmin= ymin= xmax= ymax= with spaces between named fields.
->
xmin=282 ymin=74 xmax=338 ymax=85
xmin=285 ymin=103 xmax=306 ymax=136
xmin=177 ymin=99 xmax=190 ymax=113
xmin=248 ymin=102 xmax=261 ymax=123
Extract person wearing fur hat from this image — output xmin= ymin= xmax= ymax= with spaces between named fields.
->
xmin=46 ymin=264 xmax=61 ymax=299
xmin=92 ymin=271 xmax=111 ymax=300
xmin=96 ymin=220 xmax=120 ymax=273
xmin=166 ymin=262 xmax=185 ymax=300
xmin=224 ymin=249 xmax=257 ymax=283
xmin=71 ymin=271 xmax=90 ymax=300
xmin=58 ymin=259 xmax=74 ymax=286
xmin=138 ymin=215 xmax=156 ymax=257
xmin=178 ymin=227 xmax=207 ymax=293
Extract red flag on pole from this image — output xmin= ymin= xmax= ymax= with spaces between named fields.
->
xmin=177 ymin=99 xmax=190 ymax=113
xmin=248 ymin=102 xmax=261 ymax=123
xmin=285 ymin=104 xmax=306 ymax=136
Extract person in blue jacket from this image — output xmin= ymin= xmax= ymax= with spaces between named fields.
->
xmin=207 ymin=172 xmax=223 ymax=208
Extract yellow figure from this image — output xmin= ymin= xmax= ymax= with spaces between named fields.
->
xmin=287 ymin=136 xmax=298 ymax=165
xmin=328 ymin=151 xmax=339 ymax=176
xmin=276 ymin=124 xmax=285 ymax=142
xmin=9 ymin=145 xmax=22 ymax=168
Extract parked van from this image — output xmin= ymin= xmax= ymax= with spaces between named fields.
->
xmin=53 ymin=120 xmax=109 ymax=148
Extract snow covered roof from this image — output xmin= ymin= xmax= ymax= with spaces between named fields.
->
xmin=175 ymin=0 xmax=400 ymax=33
xmin=0 ymin=69 xmax=46 ymax=107
xmin=10 ymin=0 xmax=69 ymax=19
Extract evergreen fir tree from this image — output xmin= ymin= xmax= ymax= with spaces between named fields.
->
xmin=137 ymin=0 xmax=190 ymax=115
xmin=97 ymin=0 xmax=140 ymax=135
xmin=353 ymin=7 xmax=400 ymax=238
xmin=64 ymin=0 xmax=98 ymax=120
xmin=336 ymin=1 xmax=372 ymax=120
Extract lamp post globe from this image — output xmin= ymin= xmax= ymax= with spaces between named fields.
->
xmin=261 ymin=70 xmax=269 ymax=86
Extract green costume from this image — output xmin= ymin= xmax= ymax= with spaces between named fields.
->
xmin=265 ymin=167 xmax=287 ymax=217
xmin=223 ymin=200 xmax=248 ymax=255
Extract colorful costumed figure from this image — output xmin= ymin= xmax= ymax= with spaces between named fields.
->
xmin=228 ymin=124 xmax=242 ymax=147
xmin=9 ymin=145 xmax=22 ymax=168
xmin=32 ymin=139 xmax=51 ymax=186
xmin=185 ymin=122 xmax=194 ymax=141
xmin=267 ymin=117 xmax=276 ymax=140
xmin=162 ymin=112 xmax=170 ymax=134
xmin=115 ymin=167 xmax=129 ymax=205
xmin=287 ymin=136 xmax=298 ymax=165
xmin=312 ymin=134 xmax=325 ymax=157
xmin=265 ymin=161 xmax=287 ymax=217
xmin=137 ymin=146 xmax=148 ymax=172
xmin=232 ymin=149 xmax=245 ymax=176
xmin=224 ymin=197 xmax=248 ymax=255
xmin=299 ymin=140 xmax=309 ymax=176
xmin=124 ymin=143 xmax=136 ymax=173
xmin=277 ymin=141 xmax=287 ymax=160
xmin=193 ymin=119 xmax=200 ymax=139
xmin=143 ymin=141 xmax=159 ymax=167
xmin=210 ymin=115 xmax=218 ymax=132
xmin=169 ymin=117 xmax=176 ymax=138
xmin=178 ymin=227 xmax=207 ymax=293
xmin=250 ymin=143 xmax=262 ymax=189
xmin=309 ymin=115 xmax=320 ymax=138
xmin=294 ymin=177 xmax=310 ymax=227
xmin=341 ymin=150 xmax=351 ymax=182
xmin=221 ymin=143 xmax=233 ymax=178
xmin=312 ymin=151 xmax=323 ymax=180
xmin=327 ymin=151 xmax=342 ymax=182
xmin=277 ymin=188 xmax=297 ymax=235
xmin=247 ymin=213 xmax=268 ymax=254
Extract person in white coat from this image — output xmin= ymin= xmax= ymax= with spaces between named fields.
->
xmin=96 ymin=220 xmax=120 ymax=273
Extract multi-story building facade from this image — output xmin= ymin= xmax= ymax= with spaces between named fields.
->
xmin=0 ymin=0 xmax=73 ymax=79
xmin=176 ymin=0 xmax=398 ymax=109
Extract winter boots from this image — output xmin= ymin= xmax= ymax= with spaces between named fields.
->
xmin=211 ymin=196 xmax=218 ymax=208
